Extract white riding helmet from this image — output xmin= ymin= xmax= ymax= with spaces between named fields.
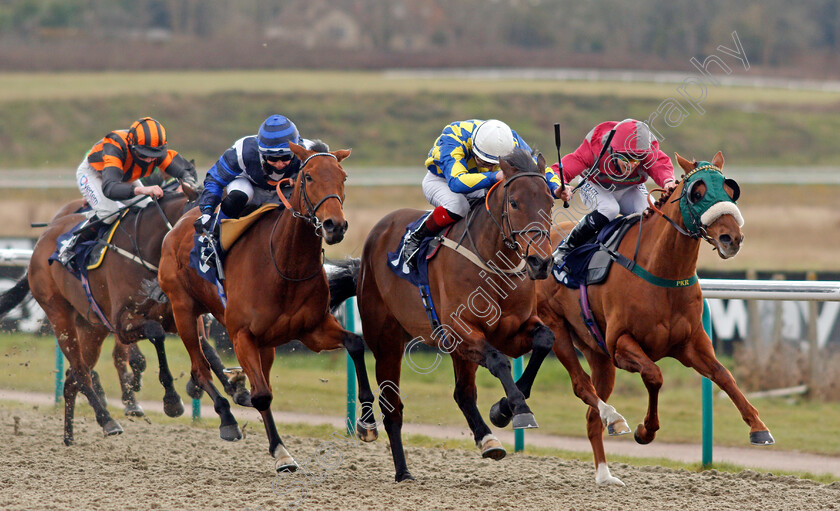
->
xmin=471 ymin=119 xmax=515 ymax=165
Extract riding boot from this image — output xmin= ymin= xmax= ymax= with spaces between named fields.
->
xmin=58 ymin=217 xmax=100 ymax=265
xmin=553 ymin=210 xmax=610 ymax=264
xmin=403 ymin=206 xmax=462 ymax=269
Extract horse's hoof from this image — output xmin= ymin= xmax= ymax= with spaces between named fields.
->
xmin=163 ymin=394 xmax=185 ymax=418
xmin=395 ymin=471 xmax=415 ymax=482
xmin=512 ymin=413 xmax=538 ymax=430
xmin=607 ymin=418 xmax=631 ymax=436
xmin=633 ymin=424 xmax=654 ymax=445
xmin=219 ymin=424 xmax=243 ymax=442
xmin=750 ymin=430 xmax=775 ymax=446
xmin=489 ymin=400 xmax=512 ymax=428
xmin=233 ymin=389 xmax=252 ymax=408
xmin=64 ymin=437 xmax=75 ymax=447
xmin=275 ymin=460 xmax=299 ymax=473
xmin=595 ymin=463 xmax=625 ymax=486
xmin=103 ymin=420 xmax=123 ymax=436
xmin=124 ymin=403 xmax=145 ymax=417
xmin=185 ymin=379 xmax=204 ymax=399
xmin=356 ymin=421 xmax=378 ymax=442
xmin=479 ymin=435 xmax=506 ymax=460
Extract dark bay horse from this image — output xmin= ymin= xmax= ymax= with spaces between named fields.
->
xmin=158 ymin=142 xmax=376 ymax=471
xmin=0 ymin=186 xmax=246 ymax=444
xmin=344 ymin=149 xmax=571 ymax=481
xmin=522 ymin=152 xmax=773 ymax=485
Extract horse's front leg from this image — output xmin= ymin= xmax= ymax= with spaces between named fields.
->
xmin=489 ymin=318 xmax=554 ymax=428
xmin=612 ymin=333 xmax=662 ymax=444
xmin=232 ymin=329 xmax=297 ymax=472
xmin=299 ymin=314 xmax=378 ymax=442
xmin=451 ymin=353 xmax=505 ymax=459
xmin=467 ymin=336 xmax=538 ymax=430
xmin=674 ymin=332 xmax=774 ymax=446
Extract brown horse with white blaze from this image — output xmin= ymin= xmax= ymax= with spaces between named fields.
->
xmin=158 ymin=141 xmax=376 ymax=471
xmin=517 ymin=151 xmax=773 ymax=486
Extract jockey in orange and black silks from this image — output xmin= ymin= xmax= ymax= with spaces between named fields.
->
xmin=59 ymin=117 xmax=197 ymax=265
xmin=551 ymin=119 xmax=677 ymax=259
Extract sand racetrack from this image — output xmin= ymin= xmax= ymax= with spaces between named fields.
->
xmin=3 ymin=406 xmax=839 ymax=511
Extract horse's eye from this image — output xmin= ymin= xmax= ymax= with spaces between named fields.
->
xmin=509 ymin=199 xmax=519 ymax=210
xmin=305 ymin=174 xmax=314 ymax=183
xmin=691 ymin=190 xmax=702 ymax=202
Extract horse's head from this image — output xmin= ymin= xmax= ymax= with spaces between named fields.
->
xmin=674 ymin=151 xmax=744 ymax=259
xmin=492 ymin=149 xmax=554 ymax=279
xmin=288 ymin=141 xmax=351 ymax=245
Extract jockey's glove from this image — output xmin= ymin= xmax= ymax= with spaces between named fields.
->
xmin=194 ymin=213 xmax=212 ymax=235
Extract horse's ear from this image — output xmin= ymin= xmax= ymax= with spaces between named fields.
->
xmin=536 ymin=152 xmax=546 ymax=172
xmin=332 ymin=148 xmax=351 ymax=163
xmin=499 ymin=158 xmax=513 ymax=177
xmin=289 ymin=141 xmax=307 ymax=159
xmin=712 ymin=151 xmax=724 ymax=169
xmin=674 ymin=152 xmax=693 ymax=173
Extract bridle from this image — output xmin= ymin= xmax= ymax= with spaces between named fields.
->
xmin=483 ymin=171 xmax=551 ymax=260
xmin=272 ymin=152 xmax=344 ymax=238
xmin=269 ymin=152 xmax=344 ymax=282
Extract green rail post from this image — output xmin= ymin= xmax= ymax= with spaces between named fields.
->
xmin=192 ymin=397 xmax=201 ymax=420
xmin=54 ymin=340 xmax=64 ymax=404
xmin=344 ymin=297 xmax=357 ymax=436
xmin=701 ymin=299 xmax=714 ymax=467
xmin=513 ymin=356 xmax=524 ymax=452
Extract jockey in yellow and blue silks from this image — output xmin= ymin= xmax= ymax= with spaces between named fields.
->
xmin=402 ymin=119 xmax=564 ymax=267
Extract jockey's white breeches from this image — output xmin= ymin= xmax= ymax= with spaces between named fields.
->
xmin=578 ymin=180 xmax=649 ymax=220
xmin=76 ymin=159 xmax=150 ymax=224
xmin=421 ymin=172 xmax=486 ymax=217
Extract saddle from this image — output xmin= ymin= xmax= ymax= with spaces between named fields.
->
xmin=553 ymin=213 xmax=641 ymax=289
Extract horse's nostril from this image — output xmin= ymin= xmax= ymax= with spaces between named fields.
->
xmin=719 ymin=234 xmax=732 ymax=244
xmin=323 ymin=219 xmax=335 ymax=231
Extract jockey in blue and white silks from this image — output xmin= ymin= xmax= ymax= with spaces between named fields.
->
xmin=194 ymin=114 xmax=317 ymax=235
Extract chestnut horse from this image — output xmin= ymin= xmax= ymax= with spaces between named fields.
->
xmin=345 ymin=149 xmax=579 ymax=482
xmin=158 ymin=142 xmax=376 ymax=471
xmin=0 ymin=186 xmax=247 ymax=444
xmin=511 ymin=152 xmax=773 ymax=486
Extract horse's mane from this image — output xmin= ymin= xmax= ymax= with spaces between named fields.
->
xmin=501 ymin=147 xmax=539 ymax=174
xmin=309 ymin=139 xmax=330 ymax=152
xmin=641 ymin=162 xmax=696 ymax=219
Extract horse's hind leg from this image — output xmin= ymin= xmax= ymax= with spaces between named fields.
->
xmin=197 ymin=317 xmax=251 ymax=407
xmin=72 ymin=317 xmax=123 ymax=437
xmin=674 ymin=333 xmax=774 ymax=446
xmin=612 ymin=333 xmax=662 ymax=445
xmin=62 ymin=370 xmax=79 ymax=445
xmin=144 ymin=321 xmax=185 ymax=417
xmin=113 ymin=338 xmax=144 ymax=416
xmin=340 ymin=329 xmax=377 ymax=442
xmin=451 ymin=355 xmax=505 ymax=460
xmin=489 ymin=321 xmax=555 ymax=428
xmin=171 ymin=304 xmax=241 ymax=441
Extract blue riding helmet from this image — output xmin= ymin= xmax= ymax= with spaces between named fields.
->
xmin=258 ymin=115 xmax=300 ymax=158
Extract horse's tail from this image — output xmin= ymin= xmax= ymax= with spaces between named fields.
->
xmin=326 ymin=257 xmax=360 ymax=312
xmin=0 ymin=273 xmax=31 ymax=318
